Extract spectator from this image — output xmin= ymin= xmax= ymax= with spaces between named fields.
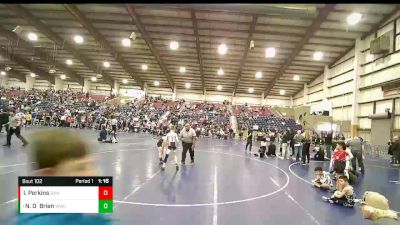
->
xmin=347 ymin=136 xmax=365 ymax=174
xmin=359 ymin=191 xmax=399 ymax=224
xmin=312 ymin=166 xmax=333 ymax=190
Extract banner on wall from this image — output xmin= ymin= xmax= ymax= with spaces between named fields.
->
xmin=121 ymin=89 xmax=145 ymax=99
xmin=310 ymin=100 xmax=332 ymax=116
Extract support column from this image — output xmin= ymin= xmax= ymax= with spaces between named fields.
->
xmin=323 ymin=65 xmax=330 ymax=101
xmin=143 ymin=82 xmax=148 ymax=97
xmin=261 ymin=92 xmax=265 ymax=106
xmin=54 ymin=77 xmax=64 ymax=91
xmin=83 ymin=79 xmax=91 ymax=93
xmin=0 ymin=76 xmax=8 ymax=88
xmin=172 ymin=84 xmax=177 ymax=101
xmin=290 ymin=96 xmax=293 ymax=108
xmin=25 ymin=75 xmax=35 ymax=91
xmin=231 ymin=95 xmax=236 ymax=105
xmin=113 ymin=80 xmax=120 ymax=96
xmin=303 ymin=83 xmax=309 ymax=106
xmin=351 ymin=38 xmax=364 ymax=138
xmin=202 ymin=89 xmax=206 ymax=102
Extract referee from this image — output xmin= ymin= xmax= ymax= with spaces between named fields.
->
xmin=3 ymin=111 xmax=28 ymax=147
xmin=179 ymin=123 xmax=197 ymax=165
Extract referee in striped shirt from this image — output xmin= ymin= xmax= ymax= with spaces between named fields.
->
xmin=180 ymin=123 xmax=197 ymax=165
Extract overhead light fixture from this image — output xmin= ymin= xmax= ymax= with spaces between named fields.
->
xmin=66 ymin=59 xmax=73 ymax=65
xmin=218 ymin=43 xmax=227 ymax=55
xmin=0 ymin=71 xmax=6 ymax=76
xmin=141 ymin=64 xmax=148 ymax=71
xmin=170 ymin=41 xmax=179 ymax=50
xmin=216 ymin=85 xmax=222 ymax=91
xmin=103 ymin=61 xmax=110 ymax=68
xmin=255 ymin=71 xmax=262 ymax=79
xmin=49 ymin=69 xmax=56 ymax=74
xmin=154 ymin=81 xmax=160 ymax=86
xmin=293 ymin=75 xmax=300 ymax=81
xmin=60 ymin=74 xmax=66 ymax=80
xmin=122 ymin=79 xmax=128 ymax=84
xmin=91 ymin=76 xmax=97 ymax=82
xmin=313 ymin=51 xmax=323 ymax=61
xmin=122 ymin=38 xmax=131 ymax=47
xmin=280 ymin=89 xmax=285 ymax=95
xmin=179 ymin=66 xmax=186 ymax=73
xmin=347 ymin=12 xmax=362 ymax=26
xmin=27 ymin=32 xmax=38 ymax=41
xmin=74 ymin=35 xmax=84 ymax=44
xmin=30 ymin=73 xmax=36 ymax=78
xmin=185 ymin=83 xmax=191 ymax=89
xmin=248 ymin=88 xmax=254 ymax=93
xmin=5 ymin=66 xmax=11 ymax=71
xmin=217 ymin=68 xmax=224 ymax=76
xmin=265 ymin=47 xmax=276 ymax=58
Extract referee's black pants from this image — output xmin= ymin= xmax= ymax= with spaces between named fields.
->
xmin=181 ymin=142 xmax=194 ymax=163
xmin=6 ymin=127 xmax=28 ymax=146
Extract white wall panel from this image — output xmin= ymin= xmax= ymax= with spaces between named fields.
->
xmin=329 ymin=71 xmax=354 ymax=87
xmin=359 ymin=118 xmax=371 ymax=129
xmin=309 ymin=91 xmax=323 ymax=102
xmin=376 ymin=99 xmax=392 ymax=113
xmin=394 ymin=116 xmax=400 ymax=129
xmin=358 ymin=87 xmax=383 ymax=103
xmin=308 ymin=83 xmax=323 ymax=93
xmin=332 ymin=106 xmax=352 ymax=121
xmin=330 ymin=93 xmax=353 ymax=107
xmin=359 ymin=103 xmax=373 ymax=116
xmin=329 ymin=81 xmax=354 ymax=97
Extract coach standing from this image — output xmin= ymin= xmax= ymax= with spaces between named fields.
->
xmin=180 ymin=123 xmax=197 ymax=165
xmin=347 ymin=136 xmax=365 ymax=174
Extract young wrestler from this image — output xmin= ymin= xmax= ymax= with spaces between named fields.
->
xmin=311 ymin=166 xmax=333 ymax=190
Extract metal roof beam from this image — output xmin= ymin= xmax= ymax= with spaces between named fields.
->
xmin=125 ymin=4 xmax=174 ymax=91
xmin=264 ymin=4 xmax=336 ymax=96
xmin=191 ymin=10 xmax=206 ymax=95
xmin=6 ymin=4 xmax=114 ymax=86
xmin=0 ymin=47 xmax=54 ymax=84
xmin=64 ymin=4 xmax=144 ymax=89
xmin=0 ymin=25 xmax=83 ymax=86
xmin=232 ymin=16 xmax=257 ymax=97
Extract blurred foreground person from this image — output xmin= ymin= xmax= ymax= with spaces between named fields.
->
xmin=8 ymin=129 xmax=114 ymax=225
xmin=359 ymin=191 xmax=399 ymax=224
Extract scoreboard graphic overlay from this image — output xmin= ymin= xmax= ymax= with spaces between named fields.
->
xmin=18 ymin=176 xmax=113 ymax=213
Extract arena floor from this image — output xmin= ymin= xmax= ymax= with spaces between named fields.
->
xmin=1 ymin=127 xmax=399 ymax=225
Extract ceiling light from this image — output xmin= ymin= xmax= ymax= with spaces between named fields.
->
xmin=248 ymin=88 xmax=254 ymax=93
xmin=170 ymin=41 xmax=179 ymax=50
xmin=5 ymin=66 xmax=11 ymax=71
xmin=216 ymin=85 xmax=222 ymax=91
xmin=265 ymin=47 xmax=276 ymax=58
xmin=218 ymin=44 xmax=227 ymax=55
xmin=30 ymin=73 xmax=36 ymax=78
xmin=74 ymin=35 xmax=84 ymax=44
xmin=217 ymin=68 xmax=224 ymax=76
xmin=27 ymin=32 xmax=38 ymax=41
xmin=122 ymin=38 xmax=131 ymax=47
xmin=293 ymin=75 xmax=300 ymax=81
xmin=0 ymin=71 xmax=6 ymax=76
xmin=141 ymin=64 xmax=148 ymax=70
xmin=91 ymin=76 xmax=97 ymax=82
xmin=66 ymin=59 xmax=73 ymax=65
xmin=255 ymin=71 xmax=262 ymax=79
xmin=179 ymin=66 xmax=186 ymax=73
xmin=313 ymin=51 xmax=323 ymax=61
xmin=154 ymin=81 xmax=160 ymax=86
xmin=185 ymin=83 xmax=191 ymax=89
xmin=122 ymin=79 xmax=128 ymax=84
xmin=347 ymin=12 xmax=362 ymax=26
xmin=103 ymin=61 xmax=110 ymax=68
xmin=49 ymin=69 xmax=56 ymax=74
xmin=60 ymin=74 xmax=66 ymax=80
xmin=280 ymin=90 xmax=285 ymax=95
